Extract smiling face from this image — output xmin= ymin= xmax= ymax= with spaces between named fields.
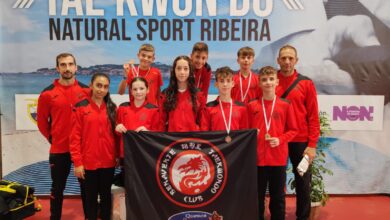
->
xmin=131 ymin=80 xmax=149 ymax=102
xmin=215 ymin=75 xmax=234 ymax=97
xmin=56 ymin=55 xmax=77 ymax=81
xmin=137 ymin=50 xmax=155 ymax=70
xmin=191 ymin=51 xmax=208 ymax=70
xmin=90 ymin=76 xmax=110 ymax=102
xmin=259 ymin=73 xmax=279 ymax=94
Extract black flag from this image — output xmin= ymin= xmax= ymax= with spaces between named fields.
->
xmin=123 ymin=130 xmax=258 ymax=220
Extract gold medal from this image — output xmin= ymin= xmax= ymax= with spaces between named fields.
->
xmin=225 ymin=135 xmax=232 ymax=143
xmin=265 ymin=133 xmax=271 ymax=140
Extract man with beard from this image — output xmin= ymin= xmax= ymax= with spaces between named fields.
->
xmin=37 ymin=53 xmax=89 ymax=220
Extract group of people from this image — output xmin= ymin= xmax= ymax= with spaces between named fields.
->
xmin=37 ymin=42 xmax=319 ymax=220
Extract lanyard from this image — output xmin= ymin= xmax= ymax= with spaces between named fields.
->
xmin=262 ymin=96 xmax=276 ymax=134
xmin=239 ymin=71 xmax=252 ymax=102
xmin=219 ymin=99 xmax=233 ymax=135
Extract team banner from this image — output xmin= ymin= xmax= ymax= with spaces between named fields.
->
xmin=123 ymin=130 xmax=258 ymax=220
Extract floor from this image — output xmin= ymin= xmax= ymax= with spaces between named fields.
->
xmin=26 ymin=195 xmax=390 ymax=220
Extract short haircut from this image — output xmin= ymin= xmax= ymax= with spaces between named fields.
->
xmin=258 ymin=66 xmax=277 ymax=77
xmin=56 ymin=53 xmax=76 ymax=67
xmin=139 ymin=43 xmax=155 ymax=54
xmin=278 ymin=44 xmax=298 ymax=57
xmin=215 ymin=66 xmax=233 ymax=81
xmin=191 ymin=42 xmax=209 ymax=54
xmin=237 ymin=46 xmax=255 ymax=57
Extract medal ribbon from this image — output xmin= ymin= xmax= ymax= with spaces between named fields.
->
xmin=262 ymin=96 xmax=276 ymax=135
xmin=239 ymin=71 xmax=252 ymax=102
xmin=219 ymin=99 xmax=233 ymax=136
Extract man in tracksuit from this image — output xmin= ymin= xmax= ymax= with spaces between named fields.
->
xmin=276 ymin=45 xmax=320 ymax=220
xmin=37 ymin=53 xmax=89 ymax=220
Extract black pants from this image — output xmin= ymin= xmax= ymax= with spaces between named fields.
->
xmin=258 ymin=166 xmax=286 ymax=220
xmin=49 ymin=153 xmax=88 ymax=220
xmin=289 ymin=142 xmax=311 ymax=220
xmin=49 ymin=153 xmax=71 ymax=220
xmin=84 ymin=167 xmax=115 ymax=220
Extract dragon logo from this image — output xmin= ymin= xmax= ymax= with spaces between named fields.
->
xmin=171 ymin=152 xmax=214 ymax=195
xmin=157 ymin=138 xmax=227 ymax=208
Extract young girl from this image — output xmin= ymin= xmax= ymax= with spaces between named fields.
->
xmin=70 ymin=73 xmax=118 ymax=220
xmin=116 ymin=77 xmax=161 ymax=158
xmin=160 ymin=55 xmax=206 ymax=131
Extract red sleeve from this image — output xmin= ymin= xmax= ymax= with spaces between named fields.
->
xmin=305 ymin=81 xmax=320 ymax=148
xmin=37 ymin=93 xmax=51 ymax=142
xmin=199 ymin=107 xmax=211 ymax=131
xmin=278 ymin=103 xmax=298 ymax=146
xmin=197 ymin=92 xmax=207 ymax=126
xmin=156 ymin=69 xmax=163 ymax=105
xmin=159 ymin=94 xmax=168 ymax=131
xmin=201 ymin=64 xmax=212 ymax=98
xmin=69 ymin=107 xmax=84 ymax=167
xmin=150 ymin=108 xmax=163 ymax=131
xmin=240 ymin=105 xmax=249 ymax=129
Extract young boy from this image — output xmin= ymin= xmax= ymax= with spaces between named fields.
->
xmin=231 ymin=46 xmax=259 ymax=104
xmin=200 ymin=66 xmax=248 ymax=137
xmin=190 ymin=42 xmax=212 ymax=100
xmin=118 ymin=43 xmax=163 ymax=106
xmin=247 ymin=66 xmax=298 ymax=220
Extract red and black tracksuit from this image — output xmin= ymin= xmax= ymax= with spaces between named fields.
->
xmin=194 ymin=63 xmax=212 ymax=99
xmin=231 ymin=72 xmax=260 ymax=104
xmin=37 ymin=79 xmax=89 ymax=220
xmin=248 ymin=97 xmax=298 ymax=220
xmin=70 ymin=97 xmax=118 ymax=220
xmin=126 ymin=67 xmax=163 ymax=106
xmin=116 ymin=101 xmax=161 ymax=158
xmin=200 ymin=97 xmax=249 ymax=131
xmin=276 ymin=70 xmax=320 ymax=220
xmin=160 ymin=89 xmax=206 ymax=132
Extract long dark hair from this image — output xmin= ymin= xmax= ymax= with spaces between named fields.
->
xmin=163 ymin=55 xmax=198 ymax=114
xmin=90 ymin=73 xmax=117 ymax=133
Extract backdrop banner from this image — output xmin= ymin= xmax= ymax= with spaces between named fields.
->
xmin=1 ymin=0 xmax=390 ymax=194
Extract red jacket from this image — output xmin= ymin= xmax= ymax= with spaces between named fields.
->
xmin=200 ymin=97 xmax=249 ymax=131
xmin=116 ymin=101 xmax=160 ymax=157
xmin=70 ymin=97 xmax=117 ymax=170
xmin=231 ymin=71 xmax=260 ymax=104
xmin=126 ymin=66 xmax=163 ymax=106
xmin=248 ymin=97 xmax=298 ymax=166
xmin=160 ymin=89 xmax=206 ymax=132
xmin=194 ymin=63 xmax=212 ymax=99
xmin=37 ymin=79 xmax=89 ymax=153
xmin=276 ymin=70 xmax=320 ymax=148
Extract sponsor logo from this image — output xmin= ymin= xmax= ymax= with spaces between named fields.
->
xmin=157 ymin=138 xmax=227 ymax=208
xmin=26 ymin=98 xmax=38 ymax=124
xmin=333 ymin=106 xmax=374 ymax=121
xmin=168 ymin=211 xmax=223 ymax=220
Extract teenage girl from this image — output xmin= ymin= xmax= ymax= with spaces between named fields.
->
xmin=160 ymin=55 xmax=206 ymax=131
xmin=70 ymin=73 xmax=118 ymax=220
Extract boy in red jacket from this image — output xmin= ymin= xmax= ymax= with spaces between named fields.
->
xmin=200 ymin=66 xmax=248 ymax=135
xmin=118 ymin=43 xmax=163 ymax=106
xmin=248 ymin=66 xmax=298 ymax=220
xmin=190 ymin=42 xmax=212 ymax=100
xmin=231 ymin=46 xmax=259 ymax=104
